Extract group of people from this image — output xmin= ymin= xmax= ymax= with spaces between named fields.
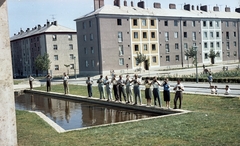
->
xmin=208 ymin=74 xmax=231 ymax=95
xmin=86 ymin=74 xmax=185 ymax=109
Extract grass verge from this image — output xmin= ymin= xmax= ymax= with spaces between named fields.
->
xmin=16 ymin=85 xmax=240 ymax=146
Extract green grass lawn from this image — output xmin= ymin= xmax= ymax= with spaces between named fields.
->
xmin=16 ymin=85 xmax=240 ymax=146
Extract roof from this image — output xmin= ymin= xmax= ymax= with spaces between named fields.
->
xmin=10 ymin=23 xmax=76 ymax=41
xmin=75 ymin=5 xmax=240 ymax=21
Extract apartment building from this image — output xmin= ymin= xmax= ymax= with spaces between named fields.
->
xmin=10 ymin=21 xmax=79 ymax=77
xmin=75 ymin=0 xmax=240 ymax=76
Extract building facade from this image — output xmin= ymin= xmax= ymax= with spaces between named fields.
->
xmin=75 ymin=0 xmax=240 ymax=76
xmin=10 ymin=21 xmax=79 ymax=77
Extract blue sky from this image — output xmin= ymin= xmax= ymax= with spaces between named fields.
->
xmin=7 ymin=0 xmax=238 ymax=36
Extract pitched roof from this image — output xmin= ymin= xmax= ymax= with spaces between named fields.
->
xmin=10 ymin=23 xmax=76 ymax=41
xmin=75 ymin=5 xmax=240 ymax=21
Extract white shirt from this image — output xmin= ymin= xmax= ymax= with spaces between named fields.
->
xmin=29 ymin=76 xmax=34 ymax=81
xmin=174 ymin=83 xmax=184 ymax=91
xmin=152 ymin=81 xmax=160 ymax=89
xmin=133 ymin=78 xmax=141 ymax=86
xmin=63 ymin=76 xmax=69 ymax=81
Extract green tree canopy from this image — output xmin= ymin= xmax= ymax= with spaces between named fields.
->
xmin=35 ymin=53 xmax=51 ymax=71
xmin=135 ymin=52 xmax=147 ymax=66
xmin=208 ymin=49 xmax=219 ymax=64
xmin=184 ymin=47 xmax=197 ymax=66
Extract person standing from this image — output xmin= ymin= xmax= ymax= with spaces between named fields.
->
xmin=45 ymin=73 xmax=52 ymax=92
xmin=162 ymin=78 xmax=171 ymax=109
xmin=125 ymin=75 xmax=133 ymax=104
xmin=97 ymin=75 xmax=105 ymax=99
xmin=104 ymin=76 xmax=112 ymax=101
xmin=131 ymin=74 xmax=142 ymax=105
xmin=118 ymin=75 xmax=127 ymax=102
xmin=152 ymin=76 xmax=162 ymax=107
xmin=86 ymin=77 xmax=93 ymax=97
xmin=208 ymin=73 xmax=213 ymax=87
xmin=224 ymin=85 xmax=230 ymax=95
xmin=29 ymin=75 xmax=34 ymax=90
xmin=63 ymin=73 xmax=69 ymax=94
xmin=111 ymin=75 xmax=119 ymax=101
xmin=173 ymin=79 xmax=184 ymax=109
xmin=144 ymin=77 xmax=152 ymax=106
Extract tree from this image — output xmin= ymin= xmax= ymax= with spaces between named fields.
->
xmin=184 ymin=47 xmax=197 ymax=67
xmin=208 ymin=49 xmax=219 ymax=64
xmin=135 ymin=52 xmax=147 ymax=71
xmin=35 ymin=53 xmax=51 ymax=72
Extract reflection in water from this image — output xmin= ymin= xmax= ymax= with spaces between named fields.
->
xmin=15 ymin=93 xmax=161 ymax=130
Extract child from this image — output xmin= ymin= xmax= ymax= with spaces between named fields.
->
xmin=224 ymin=85 xmax=230 ymax=95
xmin=214 ymin=86 xmax=218 ymax=94
xmin=210 ymin=86 xmax=215 ymax=94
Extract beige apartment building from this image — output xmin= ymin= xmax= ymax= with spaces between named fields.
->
xmin=10 ymin=21 xmax=79 ymax=77
xmin=75 ymin=0 xmax=240 ymax=76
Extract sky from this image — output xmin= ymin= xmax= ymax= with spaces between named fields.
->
xmin=7 ymin=0 xmax=239 ymax=36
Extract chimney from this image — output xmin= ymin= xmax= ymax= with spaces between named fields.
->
xmin=184 ymin=4 xmax=190 ymax=11
xmin=169 ymin=3 xmax=176 ymax=9
xmin=94 ymin=0 xmax=104 ymax=11
xmin=192 ymin=5 xmax=194 ymax=10
xmin=235 ymin=7 xmax=240 ymax=13
xmin=131 ymin=1 xmax=134 ymax=7
xmin=137 ymin=1 xmax=145 ymax=9
xmin=53 ymin=21 xmax=57 ymax=26
xmin=197 ymin=5 xmax=199 ymax=10
xmin=37 ymin=24 xmax=41 ymax=30
xmin=225 ymin=6 xmax=230 ymax=12
xmin=213 ymin=5 xmax=219 ymax=11
xmin=47 ymin=20 xmax=50 ymax=27
xmin=153 ymin=2 xmax=161 ymax=9
xmin=114 ymin=0 xmax=120 ymax=7
xmin=124 ymin=0 xmax=127 ymax=6
xmin=26 ymin=28 xmax=30 ymax=32
xmin=200 ymin=5 xmax=207 ymax=12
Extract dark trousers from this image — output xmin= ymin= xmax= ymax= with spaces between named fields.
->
xmin=153 ymin=88 xmax=161 ymax=107
xmin=118 ymin=85 xmax=126 ymax=101
xmin=87 ymin=84 xmax=92 ymax=97
xmin=63 ymin=81 xmax=69 ymax=94
xmin=174 ymin=91 xmax=183 ymax=109
xmin=47 ymin=81 xmax=51 ymax=92
xmin=113 ymin=85 xmax=119 ymax=101
xmin=29 ymin=81 xmax=33 ymax=89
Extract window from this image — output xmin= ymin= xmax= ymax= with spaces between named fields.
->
xmin=91 ymin=47 xmax=94 ymax=53
xmin=55 ymin=65 xmax=59 ymax=70
xmin=52 ymin=34 xmax=57 ymax=41
xmin=192 ymin=32 xmax=196 ymax=40
xmin=234 ymin=32 xmax=236 ymax=37
xmin=234 ymin=51 xmax=237 ymax=57
xmin=117 ymin=19 xmax=122 ymax=25
xmin=216 ymin=52 xmax=220 ymax=57
xmin=174 ymin=32 xmax=178 ymax=38
xmin=216 ymin=21 xmax=219 ymax=27
xmin=85 ymin=60 xmax=89 ymax=67
xmin=90 ymin=34 xmax=93 ymax=41
xmin=226 ymin=21 xmax=229 ymax=27
xmin=143 ymin=44 xmax=148 ymax=51
xmin=175 ymin=43 xmax=179 ymax=49
xmin=134 ymin=45 xmax=139 ymax=51
xmin=204 ymin=42 xmax=208 ymax=48
xmin=203 ymin=21 xmax=207 ymax=27
xmin=204 ymin=32 xmax=208 ymax=39
xmin=92 ymin=60 xmax=95 ymax=67
xmin=84 ymin=48 xmax=87 ymax=54
xmin=142 ymin=19 xmax=146 ymax=26
xmin=184 ymin=43 xmax=188 ymax=49
xmin=165 ymin=44 xmax=169 ymax=53
xmin=165 ymin=32 xmax=169 ymax=41
xmin=209 ymin=21 xmax=213 ymax=27
xmin=210 ymin=42 xmax=214 ymax=48
xmin=133 ymin=19 xmax=138 ymax=26
xmin=119 ymin=58 xmax=124 ymax=65
xmin=183 ymin=21 xmax=187 ymax=26
xmin=89 ymin=21 xmax=92 ymax=27
xmin=210 ymin=32 xmax=214 ymax=38
xmin=233 ymin=22 xmax=236 ymax=27
xmin=151 ymin=32 xmax=155 ymax=38
xmin=192 ymin=21 xmax=196 ymax=27
xmin=83 ymin=35 xmax=87 ymax=41
xmin=68 ymin=34 xmax=72 ymax=40
xmin=152 ymin=56 xmax=156 ymax=63
xmin=184 ymin=32 xmax=187 ymax=38
xmin=234 ymin=41 xmax=237 ymax=47
xmin=204 ymin=53 xmax=208 ymax=59
xmin=118 ymin=32 xmax=123 ymax=42
xmin=216 ymin=42 xmax=220 ymax=48
xmin=166 ymin=56 xmax=170 ymax=62
xmin=83 ymin=22 xmax=86 ymax=29
xmin=143 ymin=32 xmax=147 ymax=38
xmin=150 ymin=19 xmax=155 ymax=26
xmin=174 ymin=20 xmax=178 ymax=26
xmin=133 ymin=32 xmax=138 ymax=39
xmin=70 ymin=64 xmax=74 ymax=69
xmin=119 ymin=45 xmax=124 ymax=56
xmin=69 ymin=44 xmax=73 ymax=50
xmin=152 ymin=44 xmax=156 ymax=51
xmin=54 ymin=55 xmax=58 ymax=60
xmin=226 ymin=42 xmax=230 ymax=50
xmin=216 ymin=32 xmax=220 ymax=38
xmin=164 ymin=20 xmax=168 ymax=26
xmin=227 ymin=52 xmax=230 ymax=57
xmin=53 ymin=45 xmax=58 ymax=50
xmin=175 ymin=55 xmax=179 ymax=61
xmin=70 ymin=54 xmax=74 ymax=60
xmin=226 ymin=32 xmax=229 ymax=39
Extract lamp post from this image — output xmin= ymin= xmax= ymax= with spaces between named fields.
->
xmin=193 ymin=46 xmax=198 ymax=83
xmin=74 ymin=56 xmax=77 ymax=79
